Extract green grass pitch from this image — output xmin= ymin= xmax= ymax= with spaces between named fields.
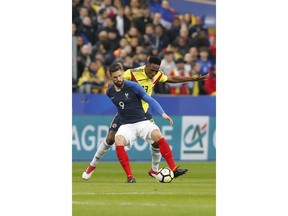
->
xmin=73 ymin=161 xmax=216 ymax=216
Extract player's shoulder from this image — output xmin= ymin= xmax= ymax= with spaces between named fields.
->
xmin=158 ymin=69 xmax=165 ymax=75
xmin=106 ymin=85 xmax=114 ymax=95
xmin=125 ymin=80 xmax=142 ymax=90
xmin=125 ymin=80 xmax=139 ymax=87
xmin=126 ymin=65 xmax=145 ymax=73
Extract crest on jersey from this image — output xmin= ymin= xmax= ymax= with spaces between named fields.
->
xmin=125 ymin=92 xmax=129 ymax=99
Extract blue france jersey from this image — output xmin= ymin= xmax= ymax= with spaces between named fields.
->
xmin=106 ymin=81 xmax=151 ymax=124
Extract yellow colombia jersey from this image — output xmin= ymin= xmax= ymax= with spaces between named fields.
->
xmin=124 ymin=65 xmax=168 ymax=112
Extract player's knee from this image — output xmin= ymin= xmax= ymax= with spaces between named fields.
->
xmin=106 ymin=137 xmax=115 ymax=145
xmin=115 ymin=135 xmax=126 ymax=146
xmin=150 ymin=129 xmax=163 ymax=142
xmin=106 ymin=131 xmax=116 ymax=145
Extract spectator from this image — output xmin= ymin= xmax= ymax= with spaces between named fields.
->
xmin=151 ymin=24 xmax=170 ymax=53
xmin=113 ymin=37 xmax=129 ymax=58
xmin=92 ymin=30 xmax=108 ymax=55
xmin=182 ymin=12 xmax=193 ymax=28
xmin=148 ymin=0 xmax=162 ymax=14
xmin=129 ymin=0 xmax=142 ymax=19
xmin=189 ymin=16 xmax=208 ymax=37
xmin=190 ymin=29 xmax=210 ymax=49
xmin=124 ymin=26 xmax=142 ymax=44
xmin=115 ymin=6 xmax=131 ymax=37
xmin=123 ymin=5 xmax=133 ymax=21
xmin=160 ymin=51 xmax=177 ymax=76
xmin=147 ymin=45 xmax=159 ymax=56
xmin=78 ymin=16 xmax=98 ymax=45
xmin=158 ymin=0 xmax=175 ymax=30
xmin=97 ymin=8 xmax=108 ymax=28
xmin=123 ymin=44 xmax=133 ymax=56
xmin=72 ymin=0 xmax=81 ymax=22
xmin=134 ymin=50 xmax=148 ymax=67
xmin=134 ymin=5 xmax=153 ymax=35
xmin=155 ymin=51 xmax=177 ymax=94
xmin=209 ymin=35 xmax=216 ymax=64
xmin=107 ymin=29 xmax=120 ymax=51
xmin=98 ymin=16 xmax=120 ymax=38
xmin=77 ymin=44 xmax=92 ymax=79
xmin=72 ymin=23 xmax=78 ymax=36
xmin=112 ymin=49 xmax=128 ymax=65
xmin=123 ymin=55 xmax=135 ymax=70
xmin=198 ymin=47 xmax=213 ymax=75
xmin=78 ymin=59 xmax=106 ymax=94
xmin=98 ymin=0 xmax=118 ymax=17
xmin=189 ymin=46 xmax=199 ymax=62
xmin=142 ymin=23 xmax=155 ymax=47
xmin=204 ymin=65 xmax=216 ymax=95
xmin=82 ymin=0 xmax=98 ymax=30
xmin=167 ymin=16 xmax=181 ymax=43
xmin=76 ymin=36 xmax=84 ymax=55
xmin=73 ymin=6 xmax=89 ymax=28
xmin=166 ymin=41 xmax=183 ymax=60
xmin=173 ymin=25 xmax=193 ymax=56
xmin=168 ymin=58 xmax=190 ymax=95
xmin=183 ymin=53 xmax=192 ymax=71
xmin=190 ymin=60 xmax=206 ymax=95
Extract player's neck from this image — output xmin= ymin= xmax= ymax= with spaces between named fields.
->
xmin=114 ymin=83 xmax=124 ymax=91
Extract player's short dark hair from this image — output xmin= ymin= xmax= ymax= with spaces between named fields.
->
xmin=148 ymin=56 xmax=161 ymax=65
xmin=109 ymin=63 xmax=122 ymax=75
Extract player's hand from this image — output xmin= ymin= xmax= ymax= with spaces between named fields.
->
xmin=192 ymin=74 xmax=208 ymax=81
xmin=162 ymin=113 xmax=173 ymax=125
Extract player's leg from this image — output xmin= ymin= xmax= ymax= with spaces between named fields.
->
xmin=149 ymin=126 xmax=188 ymax=178
xmin=115 ymin=124 xmax=137 ymax=183
xmin=82 ymin=114 xmax=120 ymax=180
xmin=90 ymin=130 xmax=116 ymax=166
xmin=148 ymin=119 xmax=161 ymax=178
xmin=148 ymin=142 xmax=161 ymax=178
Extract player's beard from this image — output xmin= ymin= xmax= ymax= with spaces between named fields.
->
xmin=114 ymin=80 xmax=124 ymax=88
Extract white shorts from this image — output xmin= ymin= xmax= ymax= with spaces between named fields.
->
xmin=115 ymin=120 xmax=159 ymax=148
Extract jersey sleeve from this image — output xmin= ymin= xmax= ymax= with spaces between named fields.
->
xmin=126 ymin=81 xmax=164 ymax=115
xmin=141 ymin=94 xmax=164 ymax=115
xmin=158 ymin=70 xmax=168 ymax=83
xmin=123 ymin=70 xmax=131 ymax=80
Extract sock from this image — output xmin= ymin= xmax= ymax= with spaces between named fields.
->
xmin=86 ymin=165 xmax=95 ymax=174
xmin=151 ymin=145 xmax=161 ymax=172
xmin=90 ymin=139 xmax=111 ymax=167
xmin=157 ymin=137 xmax=177 ymax=171
xmin=116 ymin=146 xmax=133 ymax=177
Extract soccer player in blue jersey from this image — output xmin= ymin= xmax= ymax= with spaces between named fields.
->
xmin=100 ymin=63 xmax=188 ymax=182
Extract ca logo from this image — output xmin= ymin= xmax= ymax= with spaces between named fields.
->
xmin=183 ymin=124 xmax=207 ymax=153
xmin=181 ymin=116 xmax=209 ymax=160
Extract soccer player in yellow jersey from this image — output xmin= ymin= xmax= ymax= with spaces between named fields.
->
xmin=82 ymin=56 xmax=207 ymax=180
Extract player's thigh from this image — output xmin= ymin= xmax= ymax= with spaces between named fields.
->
xmin=106 ymin=113 xmax=121 ymax=145
xmin=109 ymin=113 xmax=122 ymax=132
xmin=136 ymin=120 xmax=160 ymax=142
xmin=115 ymin=124 xmax=137 ymax=148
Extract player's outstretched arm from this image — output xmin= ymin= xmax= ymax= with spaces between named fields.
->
xmin=166 ymin=74 xmax=208 ymax=83
xmin=142 ymin=94 xmax=173 ymax=125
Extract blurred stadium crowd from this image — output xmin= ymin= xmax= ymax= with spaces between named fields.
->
xmin=72 ymin=0 xmax=216 ymax=95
